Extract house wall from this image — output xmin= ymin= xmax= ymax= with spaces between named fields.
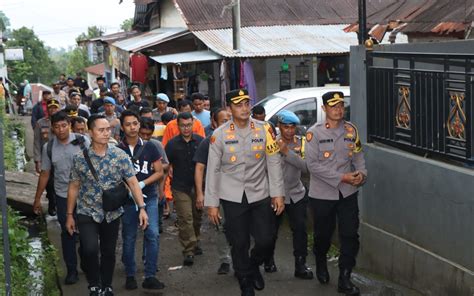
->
xmin=157 ymin=0 xmax=187 ymax=29
xmin=350 ymin=43 xmax=474 ymax=296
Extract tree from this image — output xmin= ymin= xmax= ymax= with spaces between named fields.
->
xmin=6 ymin=27 xmax=58 ymax=84
xmin=0 ymin=11 xmax=12 ymax=38
xmin=66 ymin=47 xmax=91 ymax=77
xmin=120 ymin=18 xmax=134 ymax=32
xmin=76 ymin=26 xmax=104 ymax=42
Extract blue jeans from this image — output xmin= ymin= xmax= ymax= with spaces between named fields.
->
xmin=121 ymin=197 xmax=159 ymax=278
xmin=56 ymin=195 xmax=78 ymax=272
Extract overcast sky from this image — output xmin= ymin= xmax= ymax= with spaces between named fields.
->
xmin=2 ymin=0 xmax=135 ymax=49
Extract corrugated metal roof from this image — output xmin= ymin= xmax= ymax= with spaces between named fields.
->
xmin=112 ymin=27 xmax=189 ymax=52
xmin=150 ymin=50 xmax=222 ymax=64
xmin=174 ymin=0 xmax=359 ymax=31
xmin=192 ymin=25 xmax=358 ymax=58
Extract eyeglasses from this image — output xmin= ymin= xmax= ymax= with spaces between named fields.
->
xmin=178 ymin=124 xmax=193 ymax=129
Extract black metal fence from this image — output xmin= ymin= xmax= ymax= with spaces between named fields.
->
xmin=367 ymin=51 xmax=474 ymax=164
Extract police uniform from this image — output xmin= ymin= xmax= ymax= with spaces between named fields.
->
xmin=265 ymin=110 xmax=314 ymax=279
xmin=305 ymin=91 xmax=367 ymax=295
xmin=205 ymin=89 xmax=284 ymax=295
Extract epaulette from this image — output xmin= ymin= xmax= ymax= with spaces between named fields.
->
xmin=344 ymin=121 xmax=362 ymax=153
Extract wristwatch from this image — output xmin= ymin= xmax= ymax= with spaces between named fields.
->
xmin=138 ymin=203 xmax=146 ymax=210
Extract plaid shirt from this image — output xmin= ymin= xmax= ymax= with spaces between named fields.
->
xmin=70 ymin=144 xmax=135 ymax=223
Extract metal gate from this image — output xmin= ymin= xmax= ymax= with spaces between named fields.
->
xmin=366 ymin=51 xmax=474 ymax=165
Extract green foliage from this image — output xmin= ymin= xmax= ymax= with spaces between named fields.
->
xmin=66 ymin=46 xmax=92 ymax=78
xmin=76 ymin=25 xmax=104 ymax=42
xmin=120 ymin=18 xmax=134 ymax=32
xmin=1 ymin=116 xmax=25 ymax=170
xmin=6 ymin=27 xmax=59 ymax=85
xmin=0 ymin=209 xmax=60 ymax=295
xmin=0 ymin=10 xmax=11 ymax=32
xmin=0 ymin=208 xmax=38 ymax=295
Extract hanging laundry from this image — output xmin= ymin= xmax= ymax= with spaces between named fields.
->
xmin=243 ymin=59 xmax=258 ymax=105
xmin=160 ymin=65 xmax=168 ymax=80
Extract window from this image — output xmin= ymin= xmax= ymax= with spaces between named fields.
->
xmin=286 ymin=98 xmax=317 ymax=126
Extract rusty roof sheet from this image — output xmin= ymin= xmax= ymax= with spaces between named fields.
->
xmin=173 ymin=0 xmax=473 ymax=34
xmin=192 ymin=25 xmax=358 ymax=58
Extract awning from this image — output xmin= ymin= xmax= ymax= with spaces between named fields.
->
xmin=112 ymin=27 xmax=189 ymax=52
xmin=150 ymin=50 xmax=222 ymax=64
xmin=192 ymin=25 xmax=359 ymax=58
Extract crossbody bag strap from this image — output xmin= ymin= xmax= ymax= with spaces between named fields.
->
xmin=82 ymin=148 xmax=100 ymax=182
xmin=132 ymin=141 xmax=147 ymax=163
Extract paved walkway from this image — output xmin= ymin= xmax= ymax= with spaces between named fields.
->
xmin=47 ymin=212 xmax=420 ymax=296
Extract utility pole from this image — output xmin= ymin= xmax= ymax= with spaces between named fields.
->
xmin=0 ymin=28 xmax=12 ymax=296
xmin=232 ymin=0 xmax=241 ymax=53
xmin=358 ymin=0 xmax=367 ymax=44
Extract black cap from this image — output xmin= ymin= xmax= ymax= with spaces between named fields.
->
xmin=96 ymin=76 xmax=105 ymax=82
xmin=226 ymin=89 xmax=250 ymax=104
xmin=322 ymin=91 xmax=344 ymax=106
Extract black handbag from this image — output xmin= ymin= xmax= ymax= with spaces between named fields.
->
xmin=82 ymin=148 xmax=129 ymax=211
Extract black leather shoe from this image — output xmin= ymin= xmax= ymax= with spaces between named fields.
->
xmin=338 ymin=269 xmax=360 ymax=295
xmin=316 ymin=259 xmax=330 ymax=284
xmin=238 ymin=277 xmax=255 ymax=296
xmin=217 ymin=262 xmax=230 ymax=274
xmin=253 ymin=267 xmax=265 ymax=291
xmin=263 ymin=257 xmax=277 ymax=273
xmin=183 ymin=255 xmax=194 ymax=266
xmin=64 ymin=270 xmax=78 ymax=285
xmin=294 ymin=256 xmax=313 ymax=279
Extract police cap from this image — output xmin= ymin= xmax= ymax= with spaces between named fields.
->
xmin=226 ymin=89 xmax=250 ymax=105
xmin=322 ymin=91 xmax=344 ymax=107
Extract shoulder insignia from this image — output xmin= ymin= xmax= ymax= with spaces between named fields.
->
xmin=210 ymin=135 xmax=216 ymax=144
xmin=306 ymin=132 xmax=313 ymax=142
xmin=264 ymin=123 xmax=279 ymax=155
xmin=345 ymin=122 xmax=362 ymax=153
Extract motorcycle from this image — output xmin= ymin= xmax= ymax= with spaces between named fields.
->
xmin=18 ymin=96 xmax=27 ymax=116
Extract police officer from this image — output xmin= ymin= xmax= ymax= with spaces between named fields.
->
xmin=265 ymin=110 xmax=314 ymax=279
xmin=205 ymin=89 xmax=285 ymax=296
xmin=305 ymin=91 xmax=367 ymax=295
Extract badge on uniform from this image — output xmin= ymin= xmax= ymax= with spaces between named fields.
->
xmin=255 ymin=153 xmax=261 ymax=159
xmin=210 ymin=136 xmax=216 ymax=144
xmin=229 ymin=146 xmax=235 ymax=152
xmin=230 ymin=155 xmax=237 ymax=162
xmin=226 ymin=134 xmax=236 ymax=140
xmin=306 ymin=132 xmax=313 ymax=142
xmin=346 ymin=133 xmax=354 ymax=138
xmin=324 ymin=151 xmax=331 ymax=158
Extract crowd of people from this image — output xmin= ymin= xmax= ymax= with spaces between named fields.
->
xmin=31 ymin=74 xmax=367 ymax=296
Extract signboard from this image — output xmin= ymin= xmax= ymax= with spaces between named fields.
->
xmin=5 ymin=48 xmax=24 ymax=61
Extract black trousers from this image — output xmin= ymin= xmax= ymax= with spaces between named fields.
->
xmin=221 ymin=194 xmax=275 ymax=278
xmin=269 ymin=196 xmax=309 ymax=260
xmin=46 ymin=177 xmax=56 ymax=208
xmin=309 ymin=192 xmax=360 ymax=270
xmin=77 ymin=214 xmax=120 ymax=288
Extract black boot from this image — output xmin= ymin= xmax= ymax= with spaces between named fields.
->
xmin=263 ymin=257 xmax=277 ymax=273
xmin=238 ymin=277 xmax=255 ymax=296
xmin=337 ymin=269 xmax=360 ymax=295
xmin=316 ymin=258 xmax=330 ymax=284
xmin=294 ymin=256 xmax=313 ymax=279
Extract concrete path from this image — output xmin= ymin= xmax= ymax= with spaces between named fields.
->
xmin=47 ymin=213 xmax=421 ymax=296
xmin=11 ymin=114 xmax=420 ymax=296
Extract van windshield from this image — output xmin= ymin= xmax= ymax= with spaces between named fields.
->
xmin=255 ymin=95 xmax=286 ymax=114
